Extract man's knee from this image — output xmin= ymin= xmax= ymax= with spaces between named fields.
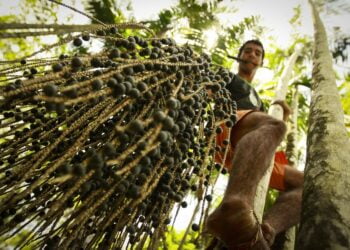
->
xmin=231 ymin=112 xmax=286 ymax=145
xmin=261 ymin=117 xmax=287 ymax=139
xmin=270 ymin=118 xmax=287 ymax=133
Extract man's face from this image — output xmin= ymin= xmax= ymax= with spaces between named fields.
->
xmin=238 ymin=43 xmax=264 ymax=71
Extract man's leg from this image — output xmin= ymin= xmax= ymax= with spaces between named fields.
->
xmin=262 ymin=166 xmax=304 ymax=245
xmin=206 ymin=112 xmax=287 ymax=248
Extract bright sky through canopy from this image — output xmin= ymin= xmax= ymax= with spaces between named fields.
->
xmin=127 ymin=0 xmax=349 ymax=83
xmin=131 ymin=0 xmax=312 ymax=47
xmin=1 ymin=0 xmax=348 ymax=50
xmin=1 ymin=0 xmax=347 ymax=85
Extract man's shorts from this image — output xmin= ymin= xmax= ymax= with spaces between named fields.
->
xmin=215 ymin=110 xmax=287 ymax=191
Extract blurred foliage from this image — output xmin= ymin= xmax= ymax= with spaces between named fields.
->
xmin=0 ymin=15 xmax=36 ymax=61
xmin=332 ymin=35 xmax=350 ymax=63
xmin=0 ymin=230 xmax=36 ymax=250
xmin=163 ymin=227 xmax=199 ymax=249
xmin=83 ymin=0 xmax=263 ymax=69
xmin=339 ymin=77 xmax=350 ymax=133
xmin=84 ymin=0 xmax=129 ymax=24
xmin=19 ymin=0 xmax=60 ymax=23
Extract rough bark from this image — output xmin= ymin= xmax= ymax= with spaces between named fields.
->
xmin=281 ymin=227 xmax=296 ymax=250
xmin=285 ymin=87 xmax=299 ymax=166
xmin=296 ymin=1 xmax=350 ymax=249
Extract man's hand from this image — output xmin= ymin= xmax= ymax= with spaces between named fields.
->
xmin=271 ymin=100 xmax=292 ymax=122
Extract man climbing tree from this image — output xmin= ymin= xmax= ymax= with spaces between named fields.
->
xmin=206 ymin=40 xmax=304 ymax=249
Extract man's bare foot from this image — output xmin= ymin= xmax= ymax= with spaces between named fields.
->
xmin=205 ymin=197 xmax=260 ymax=249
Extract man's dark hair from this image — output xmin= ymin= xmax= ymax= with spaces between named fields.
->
xmin=238 ymin=39 xmax=265 ymax=61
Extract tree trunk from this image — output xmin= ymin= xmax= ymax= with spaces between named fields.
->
xmin=280 ymin=87 xmax=300 ymax=250
xmin=285 ymin=87 xmax=299 ymax=166
xmin=254 ymin=45 xmax=302 ymax=220
xmin=296 ymin=1 xmax=350 ymax=249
